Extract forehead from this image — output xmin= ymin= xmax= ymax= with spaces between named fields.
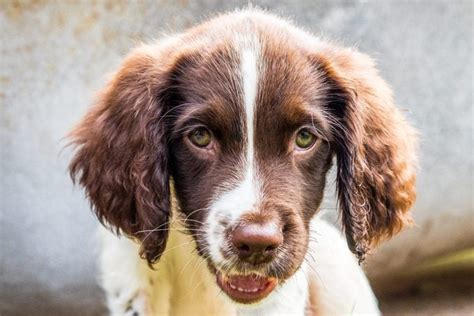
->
xmin=173 ymin=31 xmax=329 ymax=141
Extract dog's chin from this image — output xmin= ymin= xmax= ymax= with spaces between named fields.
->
xmin=215 ymin=271 xmax=278 ymax=304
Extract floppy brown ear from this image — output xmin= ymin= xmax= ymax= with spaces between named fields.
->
xmin=315 ymin=46 xmax=418 ymax=261
xmin=69 ymin=44 xmax=177 ymax=264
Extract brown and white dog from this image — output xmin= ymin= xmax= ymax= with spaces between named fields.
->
xmin=69 ymin=8 xmax=417 ymax=316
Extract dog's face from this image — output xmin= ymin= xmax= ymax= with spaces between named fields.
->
xmin=169 ymin=44 xmax=334 ymax=302
xmin=69 ymin=11 xmax=417 ymax=305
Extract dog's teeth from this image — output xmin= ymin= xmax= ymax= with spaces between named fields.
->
xmin=237 ymin=287 xmax=245 ymax=292
xmin=229 ymin=284 xmax=237 ymax=290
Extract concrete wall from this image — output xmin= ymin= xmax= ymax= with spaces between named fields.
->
xmin=1 ymin=1 xmax=472 ymax=315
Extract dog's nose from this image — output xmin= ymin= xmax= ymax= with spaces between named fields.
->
xmin=231 ymin=223 xmax=283 ymax=264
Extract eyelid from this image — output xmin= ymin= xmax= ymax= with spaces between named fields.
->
xmin=185 ymin=124 xmax=210 ymax=135
xmin=186 ymin=125 xmax=215 ymax=143
xmin=297 ymin=124 xmax=328 ymax=142
xmin=170 ymin=121 xmax=209 ymax=141
xmin=296 ymin=126 xmax=318 ymax=137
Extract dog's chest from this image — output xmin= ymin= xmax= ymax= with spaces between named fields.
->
xmin=150 ymin=227 xmax=237 ymax=315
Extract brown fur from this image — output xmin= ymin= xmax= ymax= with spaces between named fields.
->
xmin=68 ymin=11 xmax=417 ymax=267
xmin=69 ymin=44 xmax=180 ymax=264
xmin=313 ymin=46 xmax=418 ymax=260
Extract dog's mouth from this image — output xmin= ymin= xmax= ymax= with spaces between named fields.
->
xmin=216 ymin=271 xmax=278 ymax=304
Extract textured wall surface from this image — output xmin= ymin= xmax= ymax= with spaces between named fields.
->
xmin=0 ymin=1 xmax=472 ymax=315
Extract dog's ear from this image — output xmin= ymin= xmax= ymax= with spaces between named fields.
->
xmin=314 ymin=46 xmax=418 ymax=261
xmin=69 ymin=44 xmax=179 ymax=264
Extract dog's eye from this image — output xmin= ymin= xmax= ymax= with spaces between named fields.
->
xmin=295 ymin=128 xmax=316 ymax=150
xmin=189 ymin=127 xmax=212 ymax=148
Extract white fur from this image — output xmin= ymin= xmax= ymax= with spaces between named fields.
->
xmin=206 ymin=45 xmax=262 ymax=268
xmin=307 ymin=219 xmax=381 ymax=315
xmin=241 ymin=47 xmax=258 ymax=170
xmin=206 ymin=168 xmax=260 ymax=264
xmin=99 ymin=217 xmax=380 ymax=315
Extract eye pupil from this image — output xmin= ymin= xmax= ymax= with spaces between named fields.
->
xmin=296 ymin=129 xmax=316 ymax=149
xmin=300 ymin=130 xmax=310 ymax=139
xmin=190 ymin=128 xmax=211 ymax=147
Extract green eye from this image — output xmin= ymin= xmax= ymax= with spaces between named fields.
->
xmin=295 ymin=129 xmax=316 ymax=149
xmin=189 ymin=127 xmax=212 ymax=148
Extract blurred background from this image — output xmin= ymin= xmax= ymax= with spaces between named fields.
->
xmin=0 ymin=0 xmax=472 ymax=315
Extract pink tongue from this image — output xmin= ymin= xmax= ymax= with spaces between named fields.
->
xmin=229 ymin=275 xmax=267 ymax=290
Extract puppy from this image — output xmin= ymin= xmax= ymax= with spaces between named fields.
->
xmin=69 ymin=9 xmax=417 ymax=316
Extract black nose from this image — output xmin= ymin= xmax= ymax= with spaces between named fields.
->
xmin=231 ymin=223 xmax=283 ymax=264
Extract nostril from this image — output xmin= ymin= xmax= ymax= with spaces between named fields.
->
xmin=264 ymin=245 xmax=276 ymax=253
xmin=238 ymin=244 xmax=250 ymax=253
xmin=231 ymin=222 xmax=283 ymax=262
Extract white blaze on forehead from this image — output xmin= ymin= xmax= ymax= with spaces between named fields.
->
xmin=206 ymin=45 xmax=262 ymax=264
xmin=241 ymin=48 xmax=258 ymax=168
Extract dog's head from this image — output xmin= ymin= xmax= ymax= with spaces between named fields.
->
xmin=69 ymin=11 xmax=417 ymax=304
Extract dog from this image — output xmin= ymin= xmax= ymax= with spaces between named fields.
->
xmin=69 ymin=8 xmax=417 ymax=316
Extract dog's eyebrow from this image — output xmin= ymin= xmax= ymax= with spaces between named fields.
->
xmin=168 ymin=104 xmax=210 ymax=139
xmin=172 ymin=103 xmax=205 ymax=127
xmin=170 ymin=101 xmax=242 ymax=136
xmin=280 ymin=101 xmax=332 ymax=139
xmin=305 ymin=108 xmax=332 ymax=140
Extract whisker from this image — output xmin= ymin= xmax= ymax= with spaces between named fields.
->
xmin=150 ymin=240 xmax=196 ymax=258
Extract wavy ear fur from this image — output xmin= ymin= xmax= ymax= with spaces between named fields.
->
xmin=69 ymin=44 xmax=178 ymax=264
xmin=315 ymin=46 xmax=418 ymax=261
